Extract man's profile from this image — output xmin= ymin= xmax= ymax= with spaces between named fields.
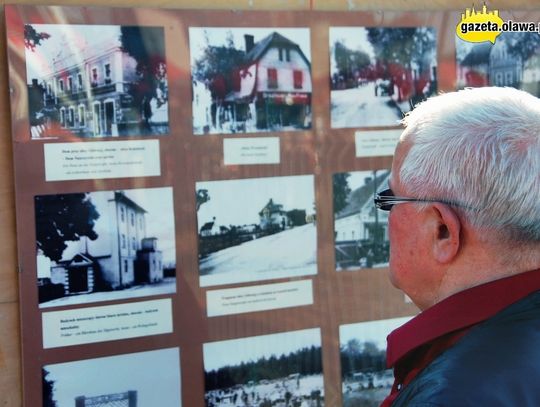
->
xmin=377 ymin=87 xmax=540 ymax=406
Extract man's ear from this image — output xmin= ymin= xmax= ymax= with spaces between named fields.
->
xmin=429 ymin=203 xmax=462 ymax=264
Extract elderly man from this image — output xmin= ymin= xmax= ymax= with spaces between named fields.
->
xmin=375 ymin=87 xmax=540 ymax=406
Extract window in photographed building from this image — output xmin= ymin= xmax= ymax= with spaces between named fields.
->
xmin=268 ymin=68 xmax=278 ymax=89
xmin=293 ymin=70 xmax=303 ymax=89
xmin=78 ymin=105 xmax=85 ymax=127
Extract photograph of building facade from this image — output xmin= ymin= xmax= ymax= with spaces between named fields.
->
xmin=190 ymin=27 xmax=312 ymax=134
xmin=456 ymin=32 xmax=540 ymax=96
xmin=36 ymin=188 xmax=176 ymax=307
xmin=25 ymin=24 xmax=168 ymax=138
xmin=333 ymin=170 xmax=390 ymax=270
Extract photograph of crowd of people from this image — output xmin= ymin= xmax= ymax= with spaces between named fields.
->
xmin=204 ymin=328 xmax=324 ymax=406
xmin=340 ymin=317 xmax=411 ymax=407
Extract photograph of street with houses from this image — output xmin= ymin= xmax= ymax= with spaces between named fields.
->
xmin=329 ymin=27 xmax=437 ymax=128
xmin=25 ymin=24 xmax=168 ymax=138
xmin=204 ymin=328 xmax=324 ymax=407
xmin=35 ymin=187 xmax=176 ymax=308
xmin=196 ymin=175 xmax=317 ymax=287
xmin=333 ymin=170 xmax=390 ymax=271
xmin=190 ymin=27 xmax=312 ymax=135
xmin=456 ymin=31 xmax=540 ymax=96
xmin=42 ymin=347 xmax=181 ymax=407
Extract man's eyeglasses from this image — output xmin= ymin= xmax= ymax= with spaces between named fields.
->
xmin=374 ymin=188 xmax=471 ymax=211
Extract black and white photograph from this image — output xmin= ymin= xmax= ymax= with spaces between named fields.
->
xmin=329 ymin=27 xmax=437 ymax=128
xmin=42 ymin=347 xmax=181 ymax=407
xmin=36 ymin=187 xmax=176 ymax=308
xmin=197 ymin=175 xmax=317 ymax=287
xmin=456 ymin=32 xmax=540 ymax=96
xmin=25 ymin=24 xmax=168 ymax=139
xmin=333 ymin=170 xmax=390 ymax=271
xmin=190 ymin=27 xmax=312 ymax=135
xmin=340 ymin=317 xmax=411 ymax=407
xmin=204 ymin=328 xmax=324 ymax=407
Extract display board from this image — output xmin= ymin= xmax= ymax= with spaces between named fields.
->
xmin=5 ymin=4 xmax=539 ymax=406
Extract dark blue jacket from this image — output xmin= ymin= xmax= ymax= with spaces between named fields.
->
xmin=391 ymin=291 xmax=540 ymax=406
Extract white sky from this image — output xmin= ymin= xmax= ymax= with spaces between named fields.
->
xmin=345 ymin=169 xmax=390 ymax=191
xmin=339 ymin=316 xmax=413 ymax=350
xmin=44 ymin=348 xmax=181 ymax=407
xmin=189 ymin=27 xmax=311 ymax=66
xmin=204 ymin=328 xmax=321 ymax=372
xmin=329 ymin=27 xmax=375 ymax=75
xmin=197 ymin=175 xmax=315 ymax=227
xmin=25 ymin=24 xmax=121 ymax=83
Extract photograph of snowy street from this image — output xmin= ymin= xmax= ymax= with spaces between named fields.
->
xmin=196 ymin=175 xmax=316 ymax=287
xmin=333 ymin=170 xmax=390 ymax=271
xmin=330 ymin=27 xmax=437 ymax=128
xmin=190 ymin=27 xmax=312 ymax=135
xmin=25 ymin=24 xmax=168 ymax=138
xmin=340 ymin=317 xmax=411 ymax=407
xmin=42 ymin=347 xmax=181 ymax=407
xmin=36 ymin=187 xmax=176 ymax=308
xmin=204 ymin=328 xmax=324 ymax=407
xmin=456 ymin=31 xmax=540 ymax=96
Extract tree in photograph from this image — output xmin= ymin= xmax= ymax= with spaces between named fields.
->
xmin=35 ymin=193 xmax=100 ymax=262
xmin=120 ymin=26 xmax=167 ymax=130
xmin=506 ymin=32 xmax=540 ymax=62
xmin=333 ymin=40 xmax=371 ymax=88
xmin=333 ymin=173 xmax=351 ymax=214
xmin=42 ymin=369 xmax=57 ymax=407
xmin=196 ymin=189 xmax=210 ymax=211
xmin=24 ymin=24 xmax=51 ymax=51
xmin=367 ymin=27 xmax=436 ymax=102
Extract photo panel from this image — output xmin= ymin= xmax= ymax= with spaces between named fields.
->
xmin=329 ymin=27 xmax=438 ymax=128
xmin=456 ymin=32 xmax=540 ymax=97
xmin=189 ymin=27 xmax=312 ymax=135
xmin=197 ymin=175 xmax=317 ymax=287
xmin=339 ymin=317 xmax=411 ymax=407
xmin=333 ymin=169 xmax=390 ymax=271
xmin=43 ymin=347 xmax=181 ymax=407
xmin=25 ymin=24 xmax=168 ymax=139
xmin=36 ymin=187 xmax=176 ymax=308
xmin=203 ymin=328 xmax=324 ymax=406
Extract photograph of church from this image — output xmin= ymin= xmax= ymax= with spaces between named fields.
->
xmin=25 ymin=23 xmax=168 ymax=138
xmin=36 ymin=187 xmax=176 ymax=308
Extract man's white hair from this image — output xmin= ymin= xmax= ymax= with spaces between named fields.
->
xmin=399 ymin=87 xmax=540 ymax=242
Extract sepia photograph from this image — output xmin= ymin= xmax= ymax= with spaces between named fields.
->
xmin=190 ymin=27 xmax=312 ymax=135
xmin=197 ymin=175 xmax=317 ymax=287
xmin=204 ymin=328 xmax=324 ymax=407
xmin=42 ymin=347 xmax=181 ymax=407
xmin=25 ymin=24 xmax=168 ymax=139
xmin=340 ymin=317 xmax=411 ymax=407
xmin=333 ymin=170 xmax=390 ymax=271
xmin=456 ymin=32 xmax=540 ymax=96
xmin=329 ymin=27 xmax=437 ymax=128
xmin=36 ymin=187 xmax=176 ymax=308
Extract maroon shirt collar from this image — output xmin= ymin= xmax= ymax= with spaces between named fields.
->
xmin=387 ymin=268 xmax=540 ymax=367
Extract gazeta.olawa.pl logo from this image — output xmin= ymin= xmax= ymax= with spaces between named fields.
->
xmin=456 ymin=4 xmax=540 ymax=44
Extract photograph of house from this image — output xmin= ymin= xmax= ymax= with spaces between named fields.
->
xmin=25 ymin=24 xmax=168 ymax=139
xmin=36 ymin=187 xmax=176 ymax=308
xmin=204 ymin=328 xmax=324 ymax=407
xmin=43 ymin=347 xmax=181 ymax=407
xmin=333 ymin=170 xmax=390 ymax=271
xmin=340 ymin=317 xmax=412 ymax=407
xmin=196 ymin=175 xmax=316 ymax=287
xmin=330 ymin=27 xmax=437 ymax=128
xmin=456 ymin=32 xmax=540 ymax=96
xmin=190 ymin=27 xmax=312 ymax=135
